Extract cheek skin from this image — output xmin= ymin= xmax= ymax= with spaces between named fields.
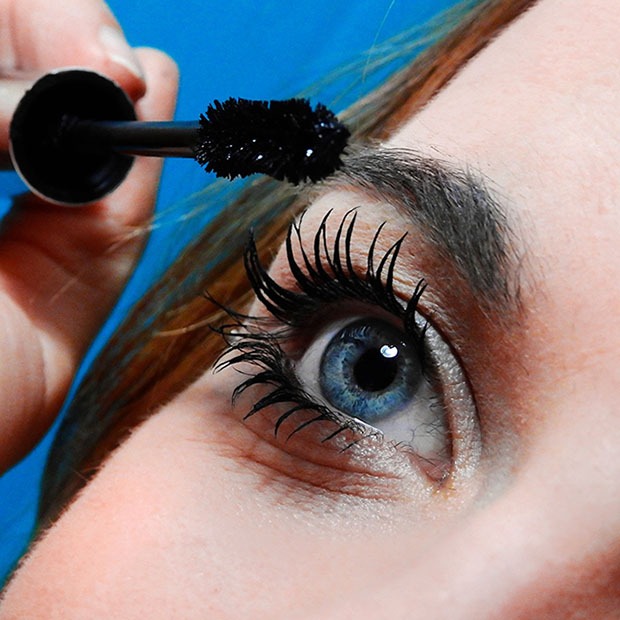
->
xmin=7 ymin=384 xmax=616 ymax=620
xmin=0 ymin=378 xmax=462 ymax=619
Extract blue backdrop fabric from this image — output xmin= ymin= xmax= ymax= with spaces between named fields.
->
xmin=0 ymin=0 xmax=460 ymax=583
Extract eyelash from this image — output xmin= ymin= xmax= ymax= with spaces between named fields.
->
xmin=214 ymin=209 xmax=431 ymax=446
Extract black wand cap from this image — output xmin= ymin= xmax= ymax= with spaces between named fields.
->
xmin=10 ymin=70 xmax=136 ymax=205
xmin=194 ymin=97 xmax=350 ymax=184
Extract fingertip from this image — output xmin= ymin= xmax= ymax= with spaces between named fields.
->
xmin=97 ymin=25 xmax=147 ymax=102
xmin=101 ymin=49 xmax=179 ymax=225
xmin=134 ymin=48 xmax=180 ymax=121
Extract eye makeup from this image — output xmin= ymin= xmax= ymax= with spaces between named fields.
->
xmin=214 ymin=208 xmax=480 ymax=484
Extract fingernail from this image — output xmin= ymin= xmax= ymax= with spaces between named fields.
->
xmin=99 ymin=24 xmax=144 ymax=82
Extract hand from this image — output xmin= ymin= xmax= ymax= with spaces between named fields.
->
xmin=0 ymin=0 xmax=178 ymax=473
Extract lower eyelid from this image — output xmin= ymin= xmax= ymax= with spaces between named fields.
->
xmin=216 ymin=301 xmax=479 ymax=485
xmin=222 ymin=348 xmax=456 ymax=493
xmin=226 ymin=385 xmax=436 ymax=503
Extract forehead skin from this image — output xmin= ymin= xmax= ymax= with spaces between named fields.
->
xmin=2 ymin=0 xmax=620 ymax=618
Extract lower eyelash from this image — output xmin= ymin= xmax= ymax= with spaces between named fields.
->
xmin=215 ymin=331 xmax=368 ymax=444
xmin=213 ymin=208 xmax=429 ymax=445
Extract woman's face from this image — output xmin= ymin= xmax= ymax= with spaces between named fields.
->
xmin=3 ymin=0 xmax=620 ymax=617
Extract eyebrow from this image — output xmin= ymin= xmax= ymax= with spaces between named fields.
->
xmin=338 ymin=148 xmax=522 ymax=312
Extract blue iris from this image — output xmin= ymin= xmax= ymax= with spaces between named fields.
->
xmin=319 ymin=318 xmax=422 ymax=423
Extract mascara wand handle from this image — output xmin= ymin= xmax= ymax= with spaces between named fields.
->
xmin=67 ymin=120 xmax=200 ymax=159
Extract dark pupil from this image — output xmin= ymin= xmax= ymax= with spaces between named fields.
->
xmin=353 ymin=346 xmax=398 ymax=392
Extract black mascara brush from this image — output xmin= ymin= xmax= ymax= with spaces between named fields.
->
xmin=9 ymin=69 xmax=350 ymax=205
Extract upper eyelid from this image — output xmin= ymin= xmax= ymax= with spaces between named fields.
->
xmin=218 ymin=214 xmax=471 ymax=484
xmin=264 ymin=203 xmax=506 ymax=386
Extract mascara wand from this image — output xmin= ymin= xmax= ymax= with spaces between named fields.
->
xmin=9 ymin=69 xmax=350 ymax=205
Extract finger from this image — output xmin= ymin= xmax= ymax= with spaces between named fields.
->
xmin=0 ymin=76 xmax=30 ymax=166
xmin=0 ymin=0 xmax=145 ymax=96
xmin=0 ymin=49 xmax=178 ymax=472
xmin=0 ymin=0 xmax=147 ymax=164
xmin=103 ymin=47 xmax=180 ymax=225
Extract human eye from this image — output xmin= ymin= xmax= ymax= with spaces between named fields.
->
xmin=215 ymin=209 xmax=478 ymax=487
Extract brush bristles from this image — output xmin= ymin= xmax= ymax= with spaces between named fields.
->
xmin=194 ymin=97 xmax=350 ymax=184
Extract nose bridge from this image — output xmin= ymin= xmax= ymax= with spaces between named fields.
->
xmin=421 ymin=472 xmax=620 ymax=618
xmin=314 ymin=459 xmax=620 ymax=620
xmin=496 ymin=544 xmax=620 ymax=618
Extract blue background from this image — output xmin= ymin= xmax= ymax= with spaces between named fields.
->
xmin=0 ymin=0 xmax=460 ymax=584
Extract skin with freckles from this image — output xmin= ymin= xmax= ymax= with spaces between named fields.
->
xmin=1 ymin=0 xmax=620 ymax=618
